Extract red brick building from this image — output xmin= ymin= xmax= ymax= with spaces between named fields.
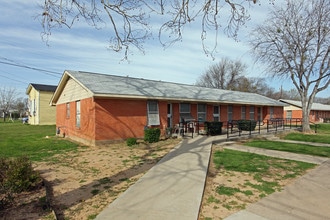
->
xmin=280 ymin=99 xmax=330 ymax=123
xmin=50 ymin=70 xmax=285 ymax=146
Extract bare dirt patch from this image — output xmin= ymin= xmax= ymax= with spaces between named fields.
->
xmin=2 ymin=139 xmax=312 ymax=220
xmin=2 ymin=138 xmax=181 ymax=220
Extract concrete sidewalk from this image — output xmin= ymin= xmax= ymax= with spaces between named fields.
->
xmin=96 ymin=134 xmax=330 ymax=220
xmin=96 ymin=135 xmax=214 ymax=220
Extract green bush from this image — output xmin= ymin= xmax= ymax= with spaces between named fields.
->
xmin=205 ymin=121 xmax=223 ymax=136
xmin=126 ymin=138 xmax=138 ymax=147
xmin=144 ymin=128 xmax=160 ymax=143
xmin=238 ymin=120 xmax=257 ymax=131
xmin=0 ymin=156 xmax=42 ymax=209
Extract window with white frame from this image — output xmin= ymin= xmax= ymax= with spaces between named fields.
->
xmin=228 ymin=105 xmax=233 ymax=121
xmin=28 ymin=99 xmax=34 ymax=116
xmin=241 ymin=106 xmax=246 ymax=119
xmin=66 ymin=103 xmax=70 ymax=118
xmin=179 ymin=103 xmax=191 ymax=121
xmin=31 ymin=99 xmax=36 ymax=116
xmin=287 ymin=110 xmax=292 ymax=119
xmin=197 ymin=104 xmax=207 ymax=122
xmin=249 ymin=106 xmax=255 ymax=120
xmin=76 ymin=101 xmax=81 ymax=128
xmin=213 ymin=106 xmax=220 ymax=121
xmin=147 ymin=101 xmax=160 ymax=125
xmin=180 ymin=103 xmax=190 ymax=113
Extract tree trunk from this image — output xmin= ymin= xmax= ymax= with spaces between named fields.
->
xmin=302 ymin=110 xmax=311 ymax=133
xmin=301 ymin=97 xmax=312 ymax=133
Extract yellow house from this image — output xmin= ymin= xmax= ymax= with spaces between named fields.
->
xmin=26 ymin=83 xmax=57 ymax=125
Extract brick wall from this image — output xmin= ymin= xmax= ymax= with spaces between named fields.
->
xmin=56 ymin=98 xmax=96 ymax=145
xmin=56 ymin=97 xmax=284 ymax=145
xmin=94 ymin=98 xmax=147 ymax=140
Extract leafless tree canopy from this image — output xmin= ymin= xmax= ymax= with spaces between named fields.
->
xmin=250 ymin=0 xmax=330 ymax=132
xmin=0 ymin=88 xmax=18 ymax=121
xmin=39 ymin=0 xmax=261 ymax=59
xmin=196 ymin=57 xmax=316 ymax=101
xmin=196 ymin=57 xmax=275 ymax=95
xmin=196 ymin=57 xmax=247 ymax=89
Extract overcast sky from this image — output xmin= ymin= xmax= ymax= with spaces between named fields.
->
xmin=0 ymin=0 xmax=329 ymax=98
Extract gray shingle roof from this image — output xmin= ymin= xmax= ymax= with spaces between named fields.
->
xmin=30 ymin=83 xmax=57 ymax=92
xmin=65 ymin=70 xmax=285 ymax=106
xmin=280 ymin=99 xmax=330 ymax=111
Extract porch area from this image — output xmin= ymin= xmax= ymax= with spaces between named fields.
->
xmin=169 ymin=118 xmax=303 ymax=140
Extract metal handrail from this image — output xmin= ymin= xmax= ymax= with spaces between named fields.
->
xmin=226 ymin=118 xmax=303 ymax=139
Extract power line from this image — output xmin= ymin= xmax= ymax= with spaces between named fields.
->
xmin=0 ymin=74 xmax=27 ymax=84
xmin=0 ymin=60 xmax=62 ymax=77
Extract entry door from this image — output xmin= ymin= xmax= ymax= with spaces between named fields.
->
xmin=167 ymin=103 xmax=172 ymax=128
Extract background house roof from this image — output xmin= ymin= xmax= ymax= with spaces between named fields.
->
xmin=52 ymin=70 xmax=286 ymax=106
xmin=279 ymin=99 xmax=330 ymax=111
xmin=26 ymin=83 xmax=57 ymax=94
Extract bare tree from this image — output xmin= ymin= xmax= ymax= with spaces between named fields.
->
xmin=235 ymin=77 xmax=274 ymax=94
xmin=314 ymin=97 xmax=330 ymax=105
xmin=283 ymin=88 xmax=300 ymax=100
xmin=15 ymin=97 xmax=29 ymax=118
xmin=196 ymin=57 xmax=247 ymax=89
xmin=0 ymin=88 xmax=18 ymax=122
xmin=39 ymin=0 xmax=261 ymax=59
xmin=250 ymin=0 xmax=330 ymax=132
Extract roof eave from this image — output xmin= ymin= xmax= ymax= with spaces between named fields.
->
xmin=50 ymin=72 xmax=68 ymax=106
xmin=50 ymin=70 xmax=95 ymax=106
xmin=93 ymin=94 xmax=285 ymax=106
xmin=25 ymin=84 xmax=33 ymax=95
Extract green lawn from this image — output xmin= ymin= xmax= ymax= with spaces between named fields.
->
xmin=284 ymin=123 xmax=330 ymax=144
xmin=245 ymin=123 xmax=330 ymax=157
xmin=213 ymin=149 xmax=315 ymax=197
xmin=213 ymin=149 xmax=315 ymax=172
xmin=311 ymin=123 xmax=330 ymax=134
xmin=0 ymin=122 xmax=79 ymax=161
xmin=245 ymin=140 xmax=330 ymax=157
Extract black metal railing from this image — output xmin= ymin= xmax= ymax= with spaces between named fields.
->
xmin=170 ymin=118 xmax=303 ymax=139
xmin=226 ymin=118 xmax=302 ymax=139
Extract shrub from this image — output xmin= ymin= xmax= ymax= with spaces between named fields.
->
xmin=126 ymin=138 xmax=138 ymax=147
xmin=205 ymin=121 xmax=223 ymax=136
xmin=238 ymin=120 xmax=257 ymax=131
xmin=144 ymin=128 xmax=160 ymax=143
xmin=0 ymin=156 xmax=42 ymax=209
